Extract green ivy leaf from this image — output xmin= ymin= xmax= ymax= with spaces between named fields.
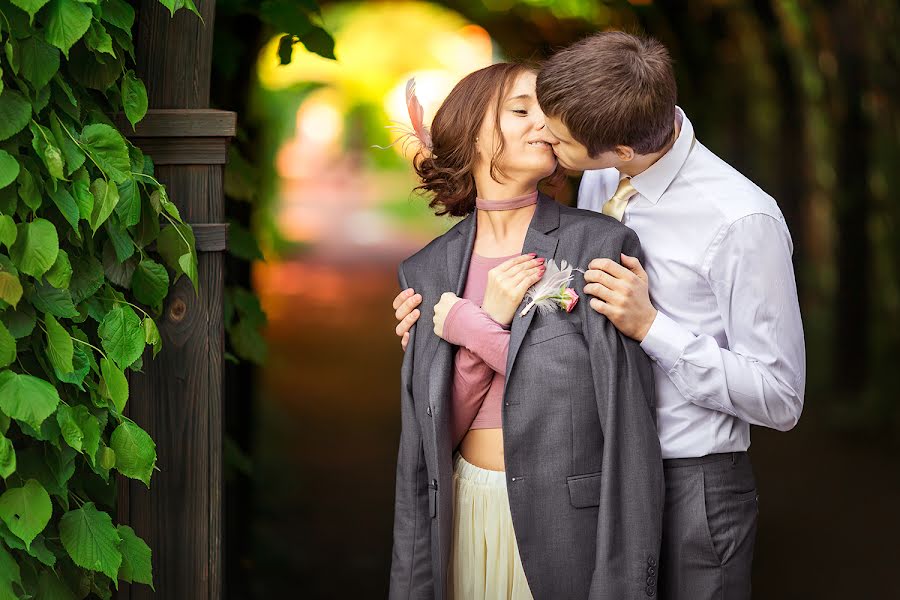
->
xmin=10 ymin=0 xmax=51 ymax=23
xmin=37 ymin=569 xmax=76 ymax=599
xmin=29 ymin=278 xmax=78 ymax=318
xmin=114 ymin=177 xmax=141 ymax=227
xmin=0 ymin=150 xmax=19 ymax=189
xmin=0 ymin=478 xmax=52 ymax=550
xmin=98 ymin=304 xmax=143 ymax=369
xmin=79 ymin=124 xmax=130 ymax=183
xmin=72 ymin=167 xmax=93 ymax=222
xmin=16 ymin=164 xmax=42 ymax=211
xmin=0 ymin=321 xmax=15 ymax=368
xmin=142 ymin=317 xmax=160 ymax=358
xmin=19 ymin=34 xmax=60 ymax=90
xmin=50 ymin=186 xmax=81 ymax=236
xmin=99 ymin=357 xmax=127 ymax=413
xmin=68 ymin=253 xmax=104 ymax=304
xmin=131 ymin=259 xmax=168 ymax=307
xmin=116 ymin=525 xmax=152 ymax=587
xmin=10 ymin=218 xmax=59 ymax=278
xmin=0 ymin=370 xmax=61 ymax=429
xmin=157 ymin=223 xmax=197 ymax=289
xmin=85 ymin=21 xmax=114 ymax=57
xmin=0 ymin=544 xmax=21 ymax=598
xmin=59 ymin=502 xmax=122 ymax=581
xmin=0 ymin=272 xmax=23 ymax=309
xmin=121 ymin=71 xmax=147 ymax=129
xmin=45 ymin=312 xmax=74 ymax=374
xmin=44 ymin=0 xmax=93 ymax=58
xmin=109 ymin=421 xmax=155 ymax=487
xmin=55 ymin=403 xmax=83 ymax=452
xmin=89 ymin=179 xmax=120 ymax=233
xmin=46 ymin=248 xmax=73 ymax=288
xmin=0 ymin=89 xmax=31 ymax=141
xmin=0 ymin=215 xmax=16 ymax=249
xmin=29 ymin=121 xmax=65 ymax=181
xmin=50 ymin=112 xmax=86 ymax=175
xmin=0 ymin=435 xmax=15 ymax=478
xmin=100 ymin=0 xmax=135 ymax=31
xmin=55 ymin=343 xmax=90 ymax=388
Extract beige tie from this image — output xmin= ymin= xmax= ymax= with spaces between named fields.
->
xmin=602 ymin=176 xmax=637 ymax=222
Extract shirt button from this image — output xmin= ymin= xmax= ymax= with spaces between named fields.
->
xmin=510 ymin=477 xmax=517 ymax=482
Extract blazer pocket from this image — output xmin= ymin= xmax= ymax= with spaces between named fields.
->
xmin=566 ymin=471 xmax=602 ymax=508
xmin=528 ymin=320 xmax=581 ymax=345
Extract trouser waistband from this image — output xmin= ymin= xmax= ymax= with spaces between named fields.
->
xmin=663 ymin=451 xmax=748 ymax=469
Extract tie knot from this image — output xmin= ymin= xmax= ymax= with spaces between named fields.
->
xmin=601 ymin=176 xmax=637 ymax=222
xmin=612 ymin=176 xmax=636 ymax=202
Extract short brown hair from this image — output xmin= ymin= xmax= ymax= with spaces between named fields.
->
xmin=536 ymin=31 xmax=677 ymax=156
xmin=413 ymin=63 xmax=533 ymax=217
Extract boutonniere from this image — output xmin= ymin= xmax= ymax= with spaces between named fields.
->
xmin=520 ymin=259 xmax=585 ymax=317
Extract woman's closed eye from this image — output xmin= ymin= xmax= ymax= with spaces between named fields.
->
xmin=512 ymin=109 xmax=528 ymax=115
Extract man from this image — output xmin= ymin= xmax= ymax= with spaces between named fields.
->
xmin=392 ymin=31 xmax=805 ymax=600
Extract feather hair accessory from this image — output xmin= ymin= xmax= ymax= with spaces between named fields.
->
xmin=520 ymin=258 xmax=585 ymax=317
xmin=373 ymin=78 xmax=434 ymax=156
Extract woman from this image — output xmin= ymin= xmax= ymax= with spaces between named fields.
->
xmin=389 ymin=63 xmax=663 ymax=600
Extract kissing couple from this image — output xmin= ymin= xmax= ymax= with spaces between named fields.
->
xmin=388 ymin=30 xmax=805 ymax=600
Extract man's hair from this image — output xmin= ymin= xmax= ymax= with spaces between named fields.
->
xmin=536 ymin=31 xmax=677 ymax=157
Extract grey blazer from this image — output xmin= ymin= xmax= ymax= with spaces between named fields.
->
xmin=389 ymin=194 xmax=664 ymax=600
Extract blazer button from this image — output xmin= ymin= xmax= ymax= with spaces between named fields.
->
xmin=645 ymin=585 xmax=655 ymax=597
xmin=647 ymin=555 xmax=657 ymax=567
xmin=430 ymin=479 xmax=438 ymax=490
xmin=647 ymin=566 xmax=656 ymax=576
xmin=426 ymin=406 xmax=432 ymax=416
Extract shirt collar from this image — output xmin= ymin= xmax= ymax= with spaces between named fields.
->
xmin=629 ymin=106 xmax=694 ymax=205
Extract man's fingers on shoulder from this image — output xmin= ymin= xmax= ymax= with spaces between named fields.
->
xmin=589 ymin=297 xmax=607 ymax=314
xmin=587 ymin=257 xmax=610 ymax=271
xmin=392 ymin=289 xmax=411 ymax=310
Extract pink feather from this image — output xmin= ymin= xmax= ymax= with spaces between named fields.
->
xmin=405 ymin=78 xmax=432 ymax=149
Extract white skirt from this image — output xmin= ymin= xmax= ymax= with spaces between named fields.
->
xmin=448 ymin=452 xmax=534 ymax=600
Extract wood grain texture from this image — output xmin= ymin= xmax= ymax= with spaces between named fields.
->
xmin=116 ymin=1 xmax=227 ymax=599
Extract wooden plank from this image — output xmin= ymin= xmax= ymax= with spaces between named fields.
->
xmin=117 ymin=1 xmax=226 ymax=599
xmin=113 ymin=109 xmax=237 ymax=138
xmin=127 ymin=137 xmax=230 ymax=165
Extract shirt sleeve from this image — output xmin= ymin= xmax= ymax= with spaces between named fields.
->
xmin=639 ymin=213 xmax=806 ymax=431
xmin=443 ymin=298 xmax=510 ymax=374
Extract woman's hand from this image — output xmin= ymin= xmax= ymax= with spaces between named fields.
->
xmin=481 ymin=254 xmax=546 ymax=326
xmin=433 ymin=292 xmax=462 ymax=339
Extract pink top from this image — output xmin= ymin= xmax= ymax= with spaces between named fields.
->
xmin=441 ymin=190 xmax=538 ymax=448
xmin=442 ymin=253 xmax=515 ymax=447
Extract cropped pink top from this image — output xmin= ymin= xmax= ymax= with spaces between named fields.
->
xmin=440 ymin=189 xmax=540 ymax=448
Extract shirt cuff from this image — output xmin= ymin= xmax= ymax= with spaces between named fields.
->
xmin=639 ymin=310 xmax=696 ymax=373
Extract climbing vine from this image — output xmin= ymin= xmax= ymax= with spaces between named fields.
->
xmin=0 ymin=0 xmax=203 ymax=596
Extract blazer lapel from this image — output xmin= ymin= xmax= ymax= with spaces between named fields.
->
xmin=505 ymin=194 xmax=560 ymax=379
xmin=428 ymin=213 xmax=477 ymax=422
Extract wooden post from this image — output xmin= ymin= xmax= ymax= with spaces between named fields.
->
xmin=114 ymin=1 xmax=233 ymax=598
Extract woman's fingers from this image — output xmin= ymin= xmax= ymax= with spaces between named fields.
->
xmin=514 ymin=265 xmax=546 ymax=294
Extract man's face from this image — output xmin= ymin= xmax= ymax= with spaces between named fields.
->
xmin=544 ymin=116 xmax=623 ymax=172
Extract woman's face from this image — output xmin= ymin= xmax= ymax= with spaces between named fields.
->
xmin=475 ymin=71 xmax=558 ymax=185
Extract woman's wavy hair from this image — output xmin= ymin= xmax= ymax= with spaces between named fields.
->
xmin=413 ymin=63 xmax=562 ymax=217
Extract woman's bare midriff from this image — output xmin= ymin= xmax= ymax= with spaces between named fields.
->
xmin=459 ymin=427 xmax=506 ymax=471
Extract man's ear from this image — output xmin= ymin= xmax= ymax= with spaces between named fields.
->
xmin=614 ymin=145 xmax=635 ymax=162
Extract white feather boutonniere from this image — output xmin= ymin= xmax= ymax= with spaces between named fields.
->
xmin=520 ymin=258 xmax=585 ymax=317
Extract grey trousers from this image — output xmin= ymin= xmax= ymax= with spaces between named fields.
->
xmin=658 ymin=452 xmax=758 ymax=600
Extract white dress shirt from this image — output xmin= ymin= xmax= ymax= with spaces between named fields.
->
xmin=578 ymin=107 xmax=806 ymax=459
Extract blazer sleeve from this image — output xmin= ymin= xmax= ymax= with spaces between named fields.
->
xmin=583 ymin=230 xmax=665 ymax=600
xmin=389 ymin=262 xmax=434 ymax=599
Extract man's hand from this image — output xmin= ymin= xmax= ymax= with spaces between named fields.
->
xmin=433 ymin=292 xmax=462 ymax=339
xmin=583 ymin=253 xmax=657 ymax=341
xmin=393 ymin=288 xmax=422 ymax=351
